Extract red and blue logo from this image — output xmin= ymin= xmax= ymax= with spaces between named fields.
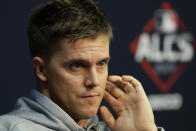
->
xmin=130 ymin=2 xmax=195 ymax=93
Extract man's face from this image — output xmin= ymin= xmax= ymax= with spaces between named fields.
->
xmin=44 ymin=35 xmax=110 ymax=122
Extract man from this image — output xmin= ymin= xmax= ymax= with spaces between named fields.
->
xmin=0 ymin=0 xmax=164 ymax=131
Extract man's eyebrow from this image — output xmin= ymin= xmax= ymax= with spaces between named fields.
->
xmin=63 ymin=57 xmax=111 ymax=66
xmin=63 ymin=59 xmax=90 ymax=66
xmin=98 ymin=57 xmax=111 ymax=63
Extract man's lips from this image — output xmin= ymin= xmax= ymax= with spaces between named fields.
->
xmin=81 ymin=93 xmax=99 ymax=101
xmin=82 ymin=93 xmax=99 ymax=97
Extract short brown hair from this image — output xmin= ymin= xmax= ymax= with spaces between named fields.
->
xmin=27 ymin=0 xmax=113 ymax=62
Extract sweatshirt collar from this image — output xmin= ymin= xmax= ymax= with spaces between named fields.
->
xmin=29 ymin=89 xmax=99 ymax=131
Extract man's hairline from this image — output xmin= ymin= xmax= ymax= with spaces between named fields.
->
xmin=36 ymin=33 xmax=112 ymax=64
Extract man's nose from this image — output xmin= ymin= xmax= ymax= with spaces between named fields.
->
xmin=84 ymin=67 xmax=100 ymax=88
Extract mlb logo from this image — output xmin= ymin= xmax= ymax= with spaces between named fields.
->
xmin=154 ymin=9 xmax=178 ymax=34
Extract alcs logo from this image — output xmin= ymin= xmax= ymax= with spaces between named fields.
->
xmin=130 ymin=2 xmax=195 ymax=93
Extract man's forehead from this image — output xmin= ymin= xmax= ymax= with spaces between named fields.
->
xmin=59 ymin=35 xmax=110 ymax=48
xmin=58 ymin=36 xmax=109 ymax=53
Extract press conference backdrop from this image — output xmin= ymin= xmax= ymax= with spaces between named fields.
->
xmin=0 ymin=0 xmax=195 ymax=131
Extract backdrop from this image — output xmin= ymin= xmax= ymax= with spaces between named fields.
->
xmin=0 ymin=0 xmax=195 ymax=131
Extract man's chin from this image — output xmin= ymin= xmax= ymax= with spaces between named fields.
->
xmin=75 ymin=100 xmax=101 ymax=119
xmin=79 ymin=108 xmax=98 ymax=119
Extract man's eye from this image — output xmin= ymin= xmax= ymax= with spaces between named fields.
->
xmin=98 ymin=61 xmax=106 ymax=67
xmin=70 ymin=63 xmax=83 ymax=70
xmin=73 ymin=64 xmax=81 ymax=68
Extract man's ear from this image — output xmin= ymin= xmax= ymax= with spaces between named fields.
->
xmin=32 ymin=57 xmax=47 ymax=82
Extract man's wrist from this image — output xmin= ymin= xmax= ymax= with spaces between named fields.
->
xmin=140 ymin=125 xmax=165 ymax=131
xmin=157 ymin=126 xmax=165 ymax=131
xmin=137 ymin=124 xmax=157 ymax=131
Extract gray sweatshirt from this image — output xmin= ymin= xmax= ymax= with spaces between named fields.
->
xmin=0 ymin=90 xmax=109 ymax=131
xmin=0 ymin=90 xmax=164 ymax=131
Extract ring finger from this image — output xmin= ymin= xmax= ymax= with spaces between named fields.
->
xmin=115 ymin=80 xmax=136 ymax=94
xmin=106 ymin=81 xmax=125 ymax=98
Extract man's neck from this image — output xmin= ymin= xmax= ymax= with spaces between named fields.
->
xmin=77 ymin=119 xmax=88 ymax=127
